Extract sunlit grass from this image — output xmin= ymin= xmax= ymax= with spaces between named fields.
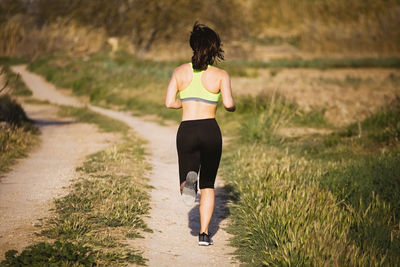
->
xmin=222 ymin=96 xmax=400 ymax=265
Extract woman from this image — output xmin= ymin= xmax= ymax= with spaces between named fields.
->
xmin=165 ymin=22 xmax=235 ymax=246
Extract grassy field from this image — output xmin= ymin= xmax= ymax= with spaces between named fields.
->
xmin=221 ymin=96 xmax=400 ymax=265
xmin=1 ymin=106 xmax=151 ymax=266
xmin=22 ymin=50 xmax=400 ymax=265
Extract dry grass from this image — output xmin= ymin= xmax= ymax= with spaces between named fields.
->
xmin=300 ymin=7 xmax=400 ymax=57
xmin=247 ymin=0 xmax=400 ymax=57
xmin=0 ymin=94 xmax=39 ymax=173
xmin=232 ymin=68 xmax=400 ymax=126
xmin=0 ymin=16 xmax=106 ymax=58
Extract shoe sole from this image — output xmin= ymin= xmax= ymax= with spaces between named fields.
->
xmin=198 ymin=241 xmax=214 ymax=246
xmin=182 ymin=171 xmax=197 ymax=206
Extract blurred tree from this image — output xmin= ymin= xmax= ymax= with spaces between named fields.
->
xmin=30 ymin=0 xmax=243 ymax=53
xmin=0 ymin=0 xmax=26 ymax=24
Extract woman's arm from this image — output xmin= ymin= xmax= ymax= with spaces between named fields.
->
xmin=165 ymin=69 xmax=182 ymax=109
xmin=220 ymin=70 xmax=236 ymax=112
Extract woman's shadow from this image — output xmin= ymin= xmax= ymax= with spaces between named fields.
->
xmin=187 ymin=185 xmax=232 ymax=237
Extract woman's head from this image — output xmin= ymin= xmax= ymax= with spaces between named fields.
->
xmin=190 ymin=22 xmax=224 ymax=70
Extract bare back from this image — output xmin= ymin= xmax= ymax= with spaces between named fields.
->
xmin=165 ymin=63 xmax=235 ymax=121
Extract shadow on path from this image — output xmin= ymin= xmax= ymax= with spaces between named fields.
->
xmin=188 ymin=186 xmax=231 ymax=237
xmin=33 ymin=119 xmax=75 ymax=126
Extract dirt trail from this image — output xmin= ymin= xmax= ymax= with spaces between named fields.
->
xmin=0 ymin=103 xmax=115 ymax=258
xmin=12 ymin=65 xmax=237 ymax=266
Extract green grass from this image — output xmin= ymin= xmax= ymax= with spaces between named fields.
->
xmin=224 ymin=57 xmax=400 ymax=70
xmin=1 ymin=241 xmax=95 ymax=266
xmin=221 ymin=95 xmax=400 ymax=265
xmin=0 ymin=57 xmax=27 ymax=66
xmin=58 ymin=106 xmax=130 ymax=133
xmin=1 ymin=106 xmax=151 ymax=266
xmin=28 ymin=50 xmax=183 ymax=122
xmin=38 ymin=136 xmax=150 ymax=265
xmin=0 ymin=95 xmax=39 ymax=173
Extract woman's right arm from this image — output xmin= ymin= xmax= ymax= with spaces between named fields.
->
xmin=165 ymin=69 xmax=182 ymax=109
xmin=220 ymin=70 xmax=236 ymax=112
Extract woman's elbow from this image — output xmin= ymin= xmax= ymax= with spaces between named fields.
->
xmin=224 ymin=103 xmax=236 ymax=112
xmin=165 ymin=99 xmax=174 ymax=109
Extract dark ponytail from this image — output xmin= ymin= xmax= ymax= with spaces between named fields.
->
xmin=190 ymin=22 xmax=224 ymax=70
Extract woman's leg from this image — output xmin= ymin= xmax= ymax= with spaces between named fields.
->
xmin=176 ymin=122 xmax=200 ymax=194
xmin=199 ymin=188 xmax=215 ymax=234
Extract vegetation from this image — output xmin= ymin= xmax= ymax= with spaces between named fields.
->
xmin=1 ymin=64 xmax=32 ymax=96
xmin=0 ymin=88 xmax=38 ymax=173
xmin=222 ymin=96 xmax=400 ymax=265
xmin=28 ymin=51 xmax=183 ymax=121
xmin=224 ymin=57 xmax=400 ymax=70
xmin=1 ymin=0 xmax=399 ymax=58
xmin=58 ymin=106 xmax=130 ymax=133
xmin=1 ymin=107 xmax=151 ymax=266
xmin=1 ymin=241 xmax=95 ymax=266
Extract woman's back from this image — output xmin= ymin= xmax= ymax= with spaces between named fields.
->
xmin=166 ymin=63 xmax=235 ymax=121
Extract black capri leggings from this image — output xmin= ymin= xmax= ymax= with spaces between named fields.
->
xmin=176 ymin=118 xmax=222 ymax=189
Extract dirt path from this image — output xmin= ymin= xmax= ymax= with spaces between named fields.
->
xmin=0 ymin=103 xmax=115 ymax=258
xmin=11 ymin=65 xmax=237 ymax=266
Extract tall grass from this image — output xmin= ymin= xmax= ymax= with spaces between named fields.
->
xmin=221 ymin=93 xmax=400 ymax=265
xmin=0 ymin=94 xmax=39 ymax=173
xmin=238 ymin=93 xmax=296 ymax=143
xmin=222 ymin=145 xmax=399 ymax=265
xmin=0 ymin=16 xmax=106 ymax=58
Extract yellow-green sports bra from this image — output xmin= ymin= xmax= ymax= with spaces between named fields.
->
xmin=179 ymin=63 xmax=221 ymax=105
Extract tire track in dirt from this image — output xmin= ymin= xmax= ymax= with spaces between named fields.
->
xmin=12 ymin=65 xmax=238 ymax=266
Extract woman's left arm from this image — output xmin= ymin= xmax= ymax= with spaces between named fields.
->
xmin=165 ymin=69 xmax=182 ymax=109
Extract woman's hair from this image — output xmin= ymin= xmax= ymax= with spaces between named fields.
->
xmin=190 ymin=22 xmax=224 ymax=70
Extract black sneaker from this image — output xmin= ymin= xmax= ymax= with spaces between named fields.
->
xmin=182 ymin=171 xmax=198 ymax=206
xmin=198 ymin=232 xmax=213 ymax=246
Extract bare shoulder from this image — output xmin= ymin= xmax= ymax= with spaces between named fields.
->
xmin=208 ymin=66 xmax=229 ymax=79
xmin=173 ymin=63 xmax=191 ymax=76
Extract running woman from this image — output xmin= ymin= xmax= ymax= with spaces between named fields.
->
xmin=165 ymin=22 xmax=235 ymax=246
